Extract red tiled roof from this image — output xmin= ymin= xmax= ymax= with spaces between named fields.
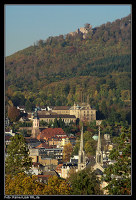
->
xmin=37 ymin=128 xmax=67 ymax=140
xmin=36 ymin=175 xmax=52 ymax=179
xmin=56 ymin=164 xmax=63 ymax=170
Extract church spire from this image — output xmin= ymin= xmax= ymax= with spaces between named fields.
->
xmin=79 ymin=126 xmax=84 ymax=151
xmin=96 ymin=125 xmax=103 ymax=165
xmin=78 ymin=126 xmax=86 ymax=171
xmin=32 ymin=110 xmax=40 ymax=138
xmin=97 ymin=126 xmax=101 ymax=151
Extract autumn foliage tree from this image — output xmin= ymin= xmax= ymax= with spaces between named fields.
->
xmin=5 ymin=173 xmax=45 ymax=195
xmin=43 ymin=175 xmax=72 ymax=195
xmin=8 ymin=105 xmax=20 ymax=122
xmin=5 ymin=173 xmax=72 ymax=195
xmin=62 ymin=143 xmax=73 ymax=162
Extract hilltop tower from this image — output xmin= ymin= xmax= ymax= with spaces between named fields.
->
xmin=96 ymin=125 xmax=103 ymax=165
xmin=32 ymin=111 xmax=40 ymax=138
xmin=78 ymin=126 xmax=86 ymax=171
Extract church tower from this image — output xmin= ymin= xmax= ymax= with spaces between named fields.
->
xmin=78 ymin=126 xmax=86 ymax=171
xmin=96 ymin=125 xmax=103 ymax=165
xmin=32 ymin=111 xmax=40 ymax=138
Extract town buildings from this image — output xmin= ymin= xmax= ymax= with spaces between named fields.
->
xmin=5 ymin=102 xmax=118 ymax=194
xmin=31 ymin=102 xmax=96 ymax=125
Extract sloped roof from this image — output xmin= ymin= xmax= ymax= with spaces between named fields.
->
xmin=56 ymin=164 xmax=63 ymax=170
xmin=35 ymin=143 xmax=50 ymax=149
xmin=52 ymin=106 xmax=71 ymax=110
xmin=25 ymin=137 xmax=39 ymax=143
xmin=37 ymin=128 xmax=67 ymax=140
xmin=39 ymin=114 xmax=76 ymax=118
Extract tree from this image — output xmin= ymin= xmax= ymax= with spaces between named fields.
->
xmin=63 ymin=143 xmax=73 ymax=162
xmin=5 ymin=173 xmax=71 ymax=195
xmin=11 ymin=93 xmax=26 ymax=106
xmin=43 ymin=175 xmax=71 ymax=195
xmin=68 ymin=169 xmax=103 ymax=195
xmin=25 ymin=100 xmax=35 ymax=112
xmin=39 ymin=120 xmax=48 ymax=127
xmin=8 ymin=106 xmax=20 ymax=122
xmin=103 ymin=127 xmax=131 ymax=195
xmin=19 ymin=129 xmax=30 ymax=137
xmin=53 ymin=118 xmax=65 ymax=128
xmin=84 ymin=131 xmax=97 ymax=156
xmin=71 ymin=139 xmax=80 ymax=157
xmin=5 ymin=172 xmax=45 ymax=195
xmin=5 ymin=135 xmax=32 ymax=176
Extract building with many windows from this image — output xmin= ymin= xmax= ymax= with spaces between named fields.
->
xmin=32 ymin=103 xmax=96 ymax=124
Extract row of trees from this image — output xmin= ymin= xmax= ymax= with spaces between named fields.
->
xmin=5 ymin=173 xmax=72 ymax=195
xmin=5 ymin=170 xmax=103 ymax=195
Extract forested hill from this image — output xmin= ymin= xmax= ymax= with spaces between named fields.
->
xmin=5 ymin=14 xmax=131 ymax=87
xmin=5 ymin=14 xmax=131 ymax=124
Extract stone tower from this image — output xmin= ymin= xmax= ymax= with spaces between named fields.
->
xmin=96 ymin=125 xmax=103 ymax=165
xmin=32 ymin=111 xmax=40 ymax=138
xmin=78 ymin=126 xmax=86 ymax=171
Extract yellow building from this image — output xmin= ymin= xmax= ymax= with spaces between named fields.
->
xmin=52 ymin=106 xmax=71 ymax=115
xmin=69 ymin=103 xmax=96 ymax=122
xmin=39 ymin=156 xmax=58 ymax=166
xmin=32 ymin=103 xmax=96 ymax=125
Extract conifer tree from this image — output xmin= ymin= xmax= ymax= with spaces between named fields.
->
xmin=5 ymin=135 xmax=32 ymax=176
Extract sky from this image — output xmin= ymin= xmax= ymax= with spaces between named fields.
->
xmin=5 ymin=4 xmax=131 ymax=57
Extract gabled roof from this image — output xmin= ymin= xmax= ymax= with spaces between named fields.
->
xmin=37 ymin=128 xmax=67 ymax=140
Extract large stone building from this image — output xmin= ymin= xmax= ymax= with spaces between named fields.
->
xmin=31 ymin=103 xmax=96 ymax=138
xmin=69 ymin=103 xmax=96 ymax=122
xmin=34 ymin=103 xmax=96 ymax=123
xmin=38 ymin=114 xmax=76 ymax=125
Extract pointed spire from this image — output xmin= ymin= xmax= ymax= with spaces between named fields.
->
xmin=97 ymin=125 xmax=101 ymax=151
xmin=78 ymin=126 xmax=86 ymax=171
xmin=74 ymin=102 xmax=76 ymax=110
xmin=80 ymin=126 xmax=84 ymax=151
xmin=96 ymin=125 xmax=103 ymax=165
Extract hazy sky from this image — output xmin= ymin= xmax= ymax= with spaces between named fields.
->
xmin=5 ymin=4 xmax=131 ymax=57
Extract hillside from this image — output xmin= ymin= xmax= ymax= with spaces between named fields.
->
xmin=5 ymin=14 xmax=131 ymax=124
xmin=5 ymin=14 xmax=131 ymax=85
